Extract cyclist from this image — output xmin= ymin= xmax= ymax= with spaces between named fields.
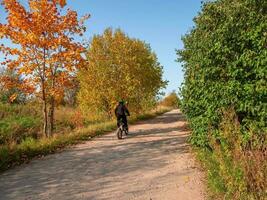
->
xmin=115 ymin=100 xmax=130 ymax=132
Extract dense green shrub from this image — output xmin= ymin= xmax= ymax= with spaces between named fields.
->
xmin=177 ymin=0 xmax=267 ymax=199
xmin=177 ymin=0 xmax=267 ymax=147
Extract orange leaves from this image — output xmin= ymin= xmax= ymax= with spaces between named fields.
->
xmin=0 ymin=71 xmax=33 ymax=101
xmin=52 ymin=0 xmax=66 ymax=8
xmin=0 ymin=24 xmax=7 ymax=38
xmin=9 ymin=93 xmax=18 ymax=103
xmin=59 ymin=0 xmax=66 ymax=7
xmin=0 ymin=75 xmax=14 ymax=89
xmin=1 ymin=0 xmax=89 ymax=102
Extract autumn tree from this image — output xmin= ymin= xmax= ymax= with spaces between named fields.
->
xmin=0 ymin=0 xmax=89 ymax=136
xmin=78 ymin=28 xmax=166 ymax=121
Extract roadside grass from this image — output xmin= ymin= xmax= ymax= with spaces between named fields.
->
xmin=194 ymin=109 xmax=267 ymax=200
xmin=0 ymin=103 xmax=42 ymax=144
xmin=0 ymin=106 xmax=171 ymax=172
xmin=196 ymin=148 xmax=227 ymax=200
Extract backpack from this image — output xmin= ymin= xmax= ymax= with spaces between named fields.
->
xmin=116 ymin=104 xmax=125 ymax=116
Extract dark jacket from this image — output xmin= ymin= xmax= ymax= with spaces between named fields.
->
xmin=115 ymin=103 xmax=130 ymax=117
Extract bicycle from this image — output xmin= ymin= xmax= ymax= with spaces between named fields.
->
xmin=116 ymin=119 xmax=128 ymax=139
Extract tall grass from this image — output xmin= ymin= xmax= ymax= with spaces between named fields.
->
xmin=0 ymin=103 xmax=90 ymax=145
xmin=0 ymin=103 xmax=41 ymax=144
xmin=0 ymin=104 xmax=171 ymax=172
xmin=197 ymin=108 xmax=267 ymax=200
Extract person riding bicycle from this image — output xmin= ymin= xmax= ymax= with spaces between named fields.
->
xmin=115 ymin=100 xmax=130 ymax=132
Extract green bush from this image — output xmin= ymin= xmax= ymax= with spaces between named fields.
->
xmin=177 ymin=0 xmax=267 ymax=199
xmin=177 ymin=0 xmax=267 ymax=147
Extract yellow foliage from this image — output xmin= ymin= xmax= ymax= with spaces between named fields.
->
xmin=78 ymin=28 xmax=167 ymax=120
xmin=159 ymin=92 xmax=180 ymax=108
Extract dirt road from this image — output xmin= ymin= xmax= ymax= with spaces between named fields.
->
xmin=0 ymin=110 xmax=206 ymax=200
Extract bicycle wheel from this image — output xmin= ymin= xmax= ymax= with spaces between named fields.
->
xmin=117 ymin=128 xmax=122 ymax=139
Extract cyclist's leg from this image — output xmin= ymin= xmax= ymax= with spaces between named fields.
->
xmin=117 ymin=115 xmax=122 ymax=128
xmin=122 ymin=115 xmax=128 ymax=131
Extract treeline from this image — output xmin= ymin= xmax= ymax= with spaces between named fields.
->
xmin=0 ymin=0 xmax=166 ymax=139
xmin=178 ymin=0 xmax=266 ymax=199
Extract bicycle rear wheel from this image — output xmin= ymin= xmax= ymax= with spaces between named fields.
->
xmin=117 ymin=128 xmax=122 ymax=139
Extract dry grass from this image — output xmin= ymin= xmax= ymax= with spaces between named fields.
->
xmin=197 ymin=108 xmax=267 ymax=200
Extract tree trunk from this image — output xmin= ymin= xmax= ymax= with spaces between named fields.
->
xmin=48 ymin=71 xmax=56 ymax=136
xmin=42 ymin=101 xmax=48 ymax=137
xmin=42 ymin=82 xmax=48 ymax=137
xmin=42 ymin=47 xmax=48 ymax=137
xmin=48 ymin=97 xmax=55 ymax=136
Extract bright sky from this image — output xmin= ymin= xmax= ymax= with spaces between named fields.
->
xmin=0 ymin=0 xmax=202 ymax=94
